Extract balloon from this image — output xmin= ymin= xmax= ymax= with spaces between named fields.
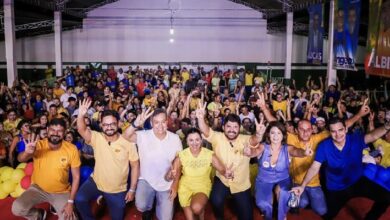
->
xmin=20 ymin=175 xmax=31 ymax=190
xmin=11 ymin=169 xmax=25 ymax=183
xmin=0 ymin=188 xmax=8 ymax=199
xmin=80 ymin=166 xmax=94 ymax=184
xmin=377 ymin=167 xmax=390 ymax=183
xmin=24 ymin=162 xmax=33 ymax=176
xmin=0 ymin=167 xmax=14 ymax=182
xmin=16 ymin=163 xmax=27 ymax=169
xmin=0 ymin=166 xmax=11 ymax=174
xmin=364 ymin=163 xmax=378 ymax=180
xmin=10 ymin=184 xmax=25 ymax=198
xmin=1 ymin=180 xmax=17 ymax=194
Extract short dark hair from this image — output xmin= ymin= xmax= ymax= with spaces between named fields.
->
xmin=152 ymin=108 xmax=167 ymax=119
xmin=68 ymin=97 xmax=76 ymax=102
xmin=48 ymin=118 xmax=67 ymax=129
xmin=328 ymin=117 xmax=346 ymax=127
xmin=101 ymin=110 xmax=119 ymax=121
xmin=184 ymin=128 xmax=202 ymax=141
xmin=264 ymin=121 xmax=287 ymax=145
xmin=224 ymin=114 xmax=241 ymax=127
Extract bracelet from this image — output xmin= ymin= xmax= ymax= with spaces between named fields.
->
xmin=67 ymin=199 xmax=74 ymax=204
xmin=128 ymin=188 xmax=136 ymax=193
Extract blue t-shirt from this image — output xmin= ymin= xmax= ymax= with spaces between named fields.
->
xmin=315 ymin=131 xmax=365 ymax=191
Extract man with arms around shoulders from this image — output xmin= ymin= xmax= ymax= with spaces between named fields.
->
xmin=292 ymin=117 xmax=390 ymax=220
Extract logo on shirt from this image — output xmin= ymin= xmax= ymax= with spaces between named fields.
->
xmin=263 ymin=161 xmax=270 ymax=168
xmin=60 ymin=157 xmax=68 ymax=167
xmin=115 ymin=149 xmax=121 ymax=153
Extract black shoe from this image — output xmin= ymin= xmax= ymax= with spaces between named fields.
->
xmin=38 ymin=208 xmax=47 ymax=220
xmin=142 ymin=211 xmax=153 ymax=220
xmin=49 ymin=205 xmax=57 ymax=215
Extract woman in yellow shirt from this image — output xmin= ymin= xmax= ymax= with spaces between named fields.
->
xmin=166 ymin=128 xmax=233 ymax=220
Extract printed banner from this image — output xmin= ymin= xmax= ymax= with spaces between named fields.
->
xmin=365 ymin=0 xmax=390 ymax=78
xmin=307 ymin=4 xmax=324 ymax=64
xmin=333 ymin=0 xmax=361 ymax=70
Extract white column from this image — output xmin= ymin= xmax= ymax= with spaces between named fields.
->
xmin=326 ymin=0 xmax=337 ymax=87
xmin=284 ymin=12 xmax=293 ymax=79
xmin=4 ymin=0 xmax=17 ymax=86
xmin=54 ymin=11 xmax=63 ymax=77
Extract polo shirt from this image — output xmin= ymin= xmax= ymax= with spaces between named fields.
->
xmin=315 ymin=131 xmax=365 ymax=191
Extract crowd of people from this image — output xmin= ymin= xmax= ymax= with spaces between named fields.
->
xmin=0 ymin=64 xmax=389 ymax=220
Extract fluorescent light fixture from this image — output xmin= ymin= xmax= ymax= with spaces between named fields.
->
xmin=170 ymin=28 xmax=174 ymax=35
xmin=169 ymin=38 xmax=174 ymax=43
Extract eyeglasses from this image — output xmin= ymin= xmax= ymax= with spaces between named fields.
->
xmin=101 ymin=123 xmax=117 ymax=128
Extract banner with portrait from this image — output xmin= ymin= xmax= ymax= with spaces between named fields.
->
xmin=365 ymin=0 xmax=390 ymax=78
xmin=333 ymin=0 xmax=361 ymax=70
xmin=307 ymin=4 xmax=324 ymax=64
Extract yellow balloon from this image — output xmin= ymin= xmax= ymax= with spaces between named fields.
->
xmin=0 ymin=167 xmax=14 ymax=182
xmin=0 ymin=189 xmax=8 ymax=199
xmin=1 ymin=180 xmax=17 ymax=194
xmin=16 ymin=163 xmax=27 ymax=169
xmin=14 ymin=183 xmax=25 ymax=195
xmin=0 ymin=166 xmax=11 ymax=174
xmin=11 ymin=169 xmax=25 ymax=183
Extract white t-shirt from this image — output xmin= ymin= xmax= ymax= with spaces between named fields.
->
xmin=136 ymin=129 xmax=183 ymax=191
xmin=60 ymin=93 xmax=77 ymax=108
xmin=239 ymin=112 xmax=255 ymax=122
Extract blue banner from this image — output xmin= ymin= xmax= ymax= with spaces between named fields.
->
xmin=307 ymin=4 xmax=324 ymax=64
xmin=334 ymin=0 xmax=361 ymax=70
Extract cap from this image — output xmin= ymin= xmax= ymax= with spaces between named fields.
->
xmin=316 ymin=117 xmax=326 ymax=123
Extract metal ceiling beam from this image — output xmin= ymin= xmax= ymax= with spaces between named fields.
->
xmin=0 ymin=20 xmax=54 ymax=33
xmin=17 ymin=0 xmax=84 ymax=17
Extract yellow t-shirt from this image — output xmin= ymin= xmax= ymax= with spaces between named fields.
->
xmin=203 ymin=130 xmax=251 ymax=193
xmin=190 ymin=98 xmax=200 ymax=111
xmin=182 ymin=71 xmax=190 ymax=83
xmin=287 ymin=131 xmax=329 ymax=187
xmin=88 ymin=131 xmax=139 ymax=193
xmin=53 ymin=88 xmax=65 ymax=98
xmin=207 ymin=102 xmax=222 ymax=111
xmin=245 ymin=73 xmax=254 ymax=86
xmin=32 ymin=139 xmax=81 ymax=193
xmin=373 ymin=139 xmax=390 ymax=168
xmin=272 ymin=100 xmax=287 ymax=115
xmin=254 ymin=76 xmax=265 ymax=85
xmin=143 ymin=97 xmax=154 ymax=107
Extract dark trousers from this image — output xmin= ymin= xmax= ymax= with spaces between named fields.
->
xmin=75 ymin=177 xmax=127 ymax=220
xmin=324 ymin=176 xmax=390 ymax=220
xmin=210 ymin=176 xmax=253 ymax=220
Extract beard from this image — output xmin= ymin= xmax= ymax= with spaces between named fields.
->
xmin=225 ymin=131 xmax=239 ymax=141
xmin=103 ymin=129 xmax=117 ymax=136
xmin=48 ymin=135 xmax=62 ymax=145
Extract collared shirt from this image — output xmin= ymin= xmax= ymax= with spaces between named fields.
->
xmin=136 ymin=129 xmax=182 ymax=191
xmin=203 ymin=129 xmax=251 ymax=193
xmin=88 ymin=131 xmax=139 ymax=193
xmin=288 ymin=131 xmax=329 ymax=187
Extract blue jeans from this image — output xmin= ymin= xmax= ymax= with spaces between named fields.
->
xmin=255 ymin=178 xmax=291 ymax=220
xmin=210 ymin=176 xmax=253 ymax=220
xmin=299 ymin=186 xmax=327 ymax=216
xmin=135 ymin=179 xmax=174 ymax=220
xmin=75 ymin=177 xmax=127 ymax=220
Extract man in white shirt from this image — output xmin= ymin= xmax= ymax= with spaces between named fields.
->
xmin=60 ymin=87 xmax=77 ymax=108
xmin=123 ymin=108 xmax=183 ymax=220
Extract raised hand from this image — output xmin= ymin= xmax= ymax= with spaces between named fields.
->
xmin=256 ymin=92 xmax=267 ymax=110
xmin=24 ymin=133 xmax=39 ymax=155
xmin=195 ymin=100 xmax=207 ymax=119
xmin=369 ymin=111 xmax=375 ymax=122
xmin=78 ymin=99 xmax=92 ymax=116
xmin=255 ymin=114 xmax=266 ymax=137
xmin=134 ymin=107 xmax=154 ymax=127
xmin=224 ymin=163 xmax=234 ymax=179
xmin=358 ymin=98 xmax=370 ymax=117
